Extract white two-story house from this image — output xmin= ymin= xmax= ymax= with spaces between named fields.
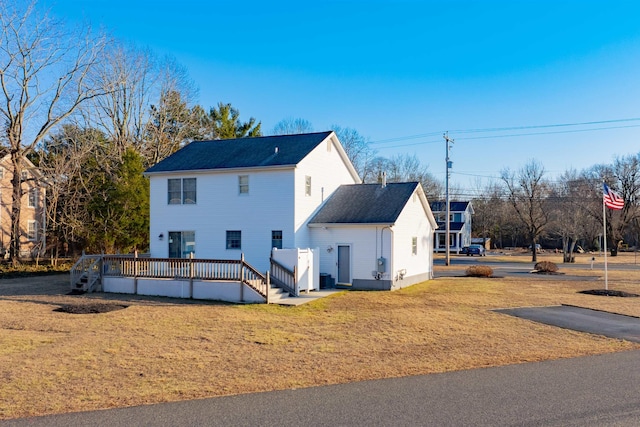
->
xmin=430 ymin=201 xmax=474 ymax=254
xmin=144 ymin=131 xmax=437 ymax=291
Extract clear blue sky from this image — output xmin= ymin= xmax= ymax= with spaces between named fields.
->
xmin=40 ymin=0 xmax=640 ymax=193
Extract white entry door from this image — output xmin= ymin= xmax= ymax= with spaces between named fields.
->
xmin=337 ymin=245 xmax=351 ymax=284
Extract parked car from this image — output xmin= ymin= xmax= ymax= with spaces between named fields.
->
xmin=463 ymin=244 xmax=486 ymax=256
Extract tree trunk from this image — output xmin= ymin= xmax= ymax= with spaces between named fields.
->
xmin=9 ymin=152 xmax=23 ymax=266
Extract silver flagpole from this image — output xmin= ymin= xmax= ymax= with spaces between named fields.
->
xmin=603 ymin=184 xmax=608 ymax=291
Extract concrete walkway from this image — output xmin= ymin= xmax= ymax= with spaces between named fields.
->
xmin=273 ymin=288 xmax=344 ymax=306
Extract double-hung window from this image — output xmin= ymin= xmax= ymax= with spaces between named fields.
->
xmin=168 ymin=178 xmax=197 ymax=204
xmin=305 ymin=176 xmax=311 ymax=196
xmin=239 ymin=175 xmax=249 ymax=194
xmin=226 ymin=231 xmax=241 ymax=250
xmin=28 ymin=188 xmax=37 ymax=208
xmin=27 ymin=221 xmax=37 ymax=241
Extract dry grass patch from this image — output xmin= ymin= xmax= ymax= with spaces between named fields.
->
xmin=0 ymin=274 xmax=638 ymax=420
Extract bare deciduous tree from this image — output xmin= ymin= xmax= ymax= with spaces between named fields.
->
xmin=332 ymin=125 xmax=376 ymax=182
xmin=271 ymin=117 xmax=314 ymax=135
xmin=0 ymin=0 xmax=107 ymax=263
xmin=501 ymin=160 xmax=550 ymax=262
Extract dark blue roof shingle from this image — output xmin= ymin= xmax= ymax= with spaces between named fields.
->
xmin=309 ymin=183 xmax=419 ymax=225
xmin=145 ymin=131 xmax=333 ymax=173
xmin=430 ymin=201 xmax=470 ymax=212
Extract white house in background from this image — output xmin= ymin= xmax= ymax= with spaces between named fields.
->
xmin=144 ymin=131 xmax=437 ymax=291
xmin=430 ymin=201 xmax=474 ymax=253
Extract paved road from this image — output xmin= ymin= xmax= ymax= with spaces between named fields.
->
xmin=433 ymin=255 xmax=637 ymax=279
xmin=4 ymin=351 xmax=639 ymax=426
xmin=496 ymin=305 xmax=640 ymax=343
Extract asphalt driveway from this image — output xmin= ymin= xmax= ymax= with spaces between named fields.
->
xmin=495 ymin=305 xmax=640 ymax=343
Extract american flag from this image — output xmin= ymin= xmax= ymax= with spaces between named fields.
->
xmin=603 ymin=183 xmax=624 ymax=210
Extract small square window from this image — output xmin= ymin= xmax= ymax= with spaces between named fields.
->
xmin=305 ymin=176 xmax=311 ymax=196
xmin=226 ymin=230 xmax=241 ymax=250
xmin=239 ymin=175 xmax=249 ymax=194
xmin=412 ymin=237 xmax=418 ymax=255
xmin=272 ymin=230 xmax=283 ymax=249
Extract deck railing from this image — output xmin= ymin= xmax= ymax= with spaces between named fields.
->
xmin=70 ymin=254 xmax=103 ymax=291
xmin=269 ymin=257 xmax=298 ymax=297
xmin=102 ymin=255 xmax=269 ymax=298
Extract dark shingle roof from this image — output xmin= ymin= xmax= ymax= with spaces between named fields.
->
xmin=435 ymin=222 xmax=464 ymax=231
xmin=145 ymin=131 xmax=333 ymax=174
xmin=430 ymin=201 xmax=470 ymax=212
xmin=309 ymin=183 xmax=419 ymax=225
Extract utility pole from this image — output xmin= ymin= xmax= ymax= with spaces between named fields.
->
xmin=443 ymin=132 xmax=454 ymax=266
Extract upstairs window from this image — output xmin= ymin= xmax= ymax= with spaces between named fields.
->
xmin=28 ymin=188 xmax=37 ymax=208
xmin=305 ymin=176 xmax=311 ymax=196
xmin=182 ymin=178 xmax=196 ymax=204
xmin=168 ymin=178 xmax=197 ymax=204
xmin=239 ymin=175 xmax=249 ymax=194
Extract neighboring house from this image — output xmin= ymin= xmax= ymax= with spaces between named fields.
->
xmin=144 ymin=131 xmax=437 ymax=291
xmin=430 ymin=201 xmax=474 ymax=254
xmin=0 ymin=155 xmax=47 ymax=258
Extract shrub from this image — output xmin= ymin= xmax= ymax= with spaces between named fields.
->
xmin=534 ymin=261 xmax=558 ymax=273
xmin=465 ymin=265 xmax=493 ymax=277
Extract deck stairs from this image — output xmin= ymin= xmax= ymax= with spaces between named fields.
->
xmin=70 ymin=254 xmax=103 ymax=293
xmin=267 ymin=284 xmax=296 ymax=304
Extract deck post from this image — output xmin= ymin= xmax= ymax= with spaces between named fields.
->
xmin=266 ymin=271 xmax=270 ymax=304
xmin=240 ymin=253 xmax=245 ymax=302
xmin=133 ymin=250 xmax=138 ymax=295
xmin=189 ymin=252 xmax=194 ymax=298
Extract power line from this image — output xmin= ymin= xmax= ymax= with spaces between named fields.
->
xmin=368 ymin=117 xmax=640 ymax=148
xmin=456 ymin=124 xmax=640 ymax=141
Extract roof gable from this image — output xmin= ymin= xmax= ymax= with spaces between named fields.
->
xmin=145 ymin=131 xmax=334 ymax=174
xmin=309 ymin=183 xmax=419 ymax=225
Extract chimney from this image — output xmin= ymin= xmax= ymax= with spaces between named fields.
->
xmin=381 ymin=171 xmax=387 ymax=188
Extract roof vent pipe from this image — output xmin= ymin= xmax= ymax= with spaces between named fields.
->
xmin=274 ymin=146 xmax=279 ymax=154
xmin=381 ymin=171 xmax=387 ymax=188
